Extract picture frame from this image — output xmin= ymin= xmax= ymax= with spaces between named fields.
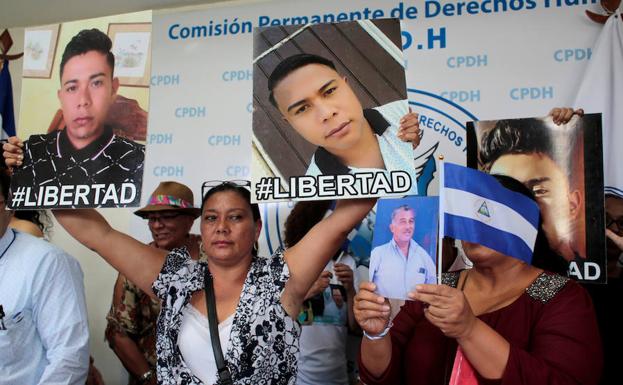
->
xmin=23 ymin=24 xmax=60 ymax=78
xmin=107 ymin=22 xmax=152 ymax=87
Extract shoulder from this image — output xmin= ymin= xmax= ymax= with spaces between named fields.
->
xmin=111 ymin=136 xmax=145 ymax=157
xmin=375 ymin=99 xmax=408 ymax=122
xmin=12 ymin=231 xmax=82 ymax=274
xmin=371 ymin=241 xmax=392 ymax=255
xmin=23 ymin=133 xmax=55 ymax=153
xmin=305 ymin=155 xmax=321 ymax=176
xmin=525 ymin=272 xmax=572 ymax=304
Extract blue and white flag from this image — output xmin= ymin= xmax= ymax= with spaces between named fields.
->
xmin=440 ymin=162 xmax=540 ymax=263
xmin=0 ymin=59 xmax=16 ymax=139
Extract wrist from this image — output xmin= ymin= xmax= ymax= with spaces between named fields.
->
xmin=363 ymin=320 xmax=393 ymax=340
xmin=456 ymin=317 xmax=479 ymax=342
xmin=138 ymin=369 xmax=154 ymax=383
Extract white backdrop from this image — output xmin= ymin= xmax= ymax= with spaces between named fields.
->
xmin=137 ymin=0 xmax=602 ymax=256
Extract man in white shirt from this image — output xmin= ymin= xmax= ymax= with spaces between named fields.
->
xmin=369 ymin=204 xmax=436 ymax=300
xmin=0 ymin=171 xmax=89 ymax=384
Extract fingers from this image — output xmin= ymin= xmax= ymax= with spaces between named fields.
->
xmin=319 ymin=270 xmax=333 ymax=279
xmin=7 ymin=136 xmax=24 ymax=147
xmin=3 ymin=137 xmax=24 ymax=167
xmin=606 ymin=228 xmax=623 ymax=250
xmin=549 ymin=107 xmax=575 ymax=125
xmin=333 ymin=263 xmax=352 ymax=273
xmin=398 ymin=111 xmax=422 ymax=149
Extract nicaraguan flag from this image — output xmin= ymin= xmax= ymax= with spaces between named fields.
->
xmin=440 ymin=162 xmax=540 ymax=264
xmin=0 ymin=59 xmax=16 ymax=138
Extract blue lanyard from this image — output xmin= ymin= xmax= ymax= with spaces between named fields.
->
xmin=0 ymin=229 xmax=16 ymax=262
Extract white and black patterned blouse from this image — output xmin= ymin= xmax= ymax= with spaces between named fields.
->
xmin=152 ymin=247 xmax=301 ymax=385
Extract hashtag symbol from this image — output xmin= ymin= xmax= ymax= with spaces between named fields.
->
xmin=255 ymin=177 xmax=274 ymax=201
xmin=12 ymin=186 xmax=26 ymax=206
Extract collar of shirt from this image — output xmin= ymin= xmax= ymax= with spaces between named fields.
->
xmin=57 ymin=125 xmax=115 ymax=161
xmin=390 ymin=237 xmax=416 ymax=259
xmin=0 ymin=228 xmax=16 ymax=262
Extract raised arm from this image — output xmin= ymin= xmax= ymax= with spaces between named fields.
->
xmin=281 ymin=198 xmax=375 ymax=316
xmin=54 ymin=209 xmax=166 ymax=298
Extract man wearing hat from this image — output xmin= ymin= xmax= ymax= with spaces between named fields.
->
xmin=105 ymin=181 xmax=203 ymax=385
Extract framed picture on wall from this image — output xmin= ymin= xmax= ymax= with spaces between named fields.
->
xmin=107 ymin=22 xmax=152 ymax=87
xmin=23 ymin=24 xmax=60 ymax=78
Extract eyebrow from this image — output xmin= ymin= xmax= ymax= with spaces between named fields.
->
xmin=286 ymin=79 xmax=336 ymax=113
xmin=62 ymin=72 xmax=106 ymax=87
xmin=203 ymin=207 xmax=247 ymax=213
xmin=525 ymin=177 xmax=551 ymax=187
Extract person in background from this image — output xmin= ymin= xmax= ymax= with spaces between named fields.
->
xmin=283 ymin=200 xmax=361 ymax=385
xmin=105 ymin=181 xmax=202 ymax=385
xmin=584 ymin=193 xmax=623 ymax=384
xmin=0 ymin=171 xmax=89 ymax=384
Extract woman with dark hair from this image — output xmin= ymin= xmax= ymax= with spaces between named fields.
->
xmin=354 ymin=174 xmax=602 ymax=385
xmin=54 ymin=181 xmax=374 ymax=385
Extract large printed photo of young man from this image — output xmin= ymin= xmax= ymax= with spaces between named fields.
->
xmin=9 ymin=17 xmax=149 ymax=209
xmin=467 ymin=114 xmax=605 ymax=283
xmin=251 ymin=19 xmax=422 ymax=202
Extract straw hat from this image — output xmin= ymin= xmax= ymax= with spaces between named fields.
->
xmin=134 ymin=181 xmax=201 ymax=219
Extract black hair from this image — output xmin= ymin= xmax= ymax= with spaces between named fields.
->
xmin=201 ymin=182 xmax=260 ymax=222
xmin=267 ymin=53 xmax=337 ymax=108
xmin=283 ymin=200 xmax=333 ymax=248
xmin=492 ymin=174 xmax=569 ymax=274
xmin=479 ymin=118 xmax=554 ymax=170
xmin=0 ymin=170 xmax=10 ymax=202
xmin=14 ymin=210 xmax=53 ymax=237
xmin=60 ymin=29 xmax=115 ymax=79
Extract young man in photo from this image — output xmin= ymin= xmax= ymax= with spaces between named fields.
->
xmin=478 ymin=116 xmax=585 ymax=262
xmin=268 ymin=53 xmax=420 ymax=196
xmin=5 ymin=28 xmax=144 ymax=207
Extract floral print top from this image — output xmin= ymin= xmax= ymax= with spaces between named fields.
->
xmin=152 ymin=247 xmax=300 ymax=385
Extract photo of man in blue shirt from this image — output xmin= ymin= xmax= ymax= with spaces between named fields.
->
xmin=369 ymin=203 xmax=436 ymax=300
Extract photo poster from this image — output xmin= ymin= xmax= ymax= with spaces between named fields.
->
xmin=10 ymin=11 xmax=151 ymax=209
xmin=466 ymin=113 xmax=605 ymax=283
xmin=299 ymin=252 xmax=359 ymax=327
xmin=251 ymin=18 xmax=419 ymax=203
xmin=369 ymin=196 xmax=439 ymax=300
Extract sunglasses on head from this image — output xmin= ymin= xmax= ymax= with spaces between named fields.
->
xmin=201 ymin=180 xmax=251 ymax=200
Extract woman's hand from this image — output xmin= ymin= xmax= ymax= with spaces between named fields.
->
xmin=409 ymin=284 xmax=477 ymax=339
xmin=398 ymin=108 xmax=422 ymax=149
xmin=354 ymin=281 xmax=391 ymax=335
xmin=549 ymin=107 xmax=584 ymax=125
xmin=334 ymin=263 xmax=355 ymax=295
xmin=305 ymin=270 xmax=331 ymax=300
xmin=606 ymin=228 xmax=623 ymax=251
xmin=2 ymin=136 xmax=24 ymax=168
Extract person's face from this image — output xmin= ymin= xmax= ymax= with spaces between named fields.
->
xmin=332 ymin=287 xmax=344 ymax=308
xmin=146 ymin=211 xmax=195 ymax=250
xmin=605 ymin=195 xmax=623 ymax=259
xmin=389 ymin=209 xmax=415 ymax=244
xmin=58 ymin=50 xmax=118 ymax=149
xmin=0 ymin=191 xmax=13 ymax=237
xmin=489 ymin=153 xmax=580 ymax=255
xmin=200 ymin=191 xmax=261 ymax=265
xmin=273 ymin=64 xmax=366 ymax=153
xmin=461 ymin=241 xmax=509 ymax=265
